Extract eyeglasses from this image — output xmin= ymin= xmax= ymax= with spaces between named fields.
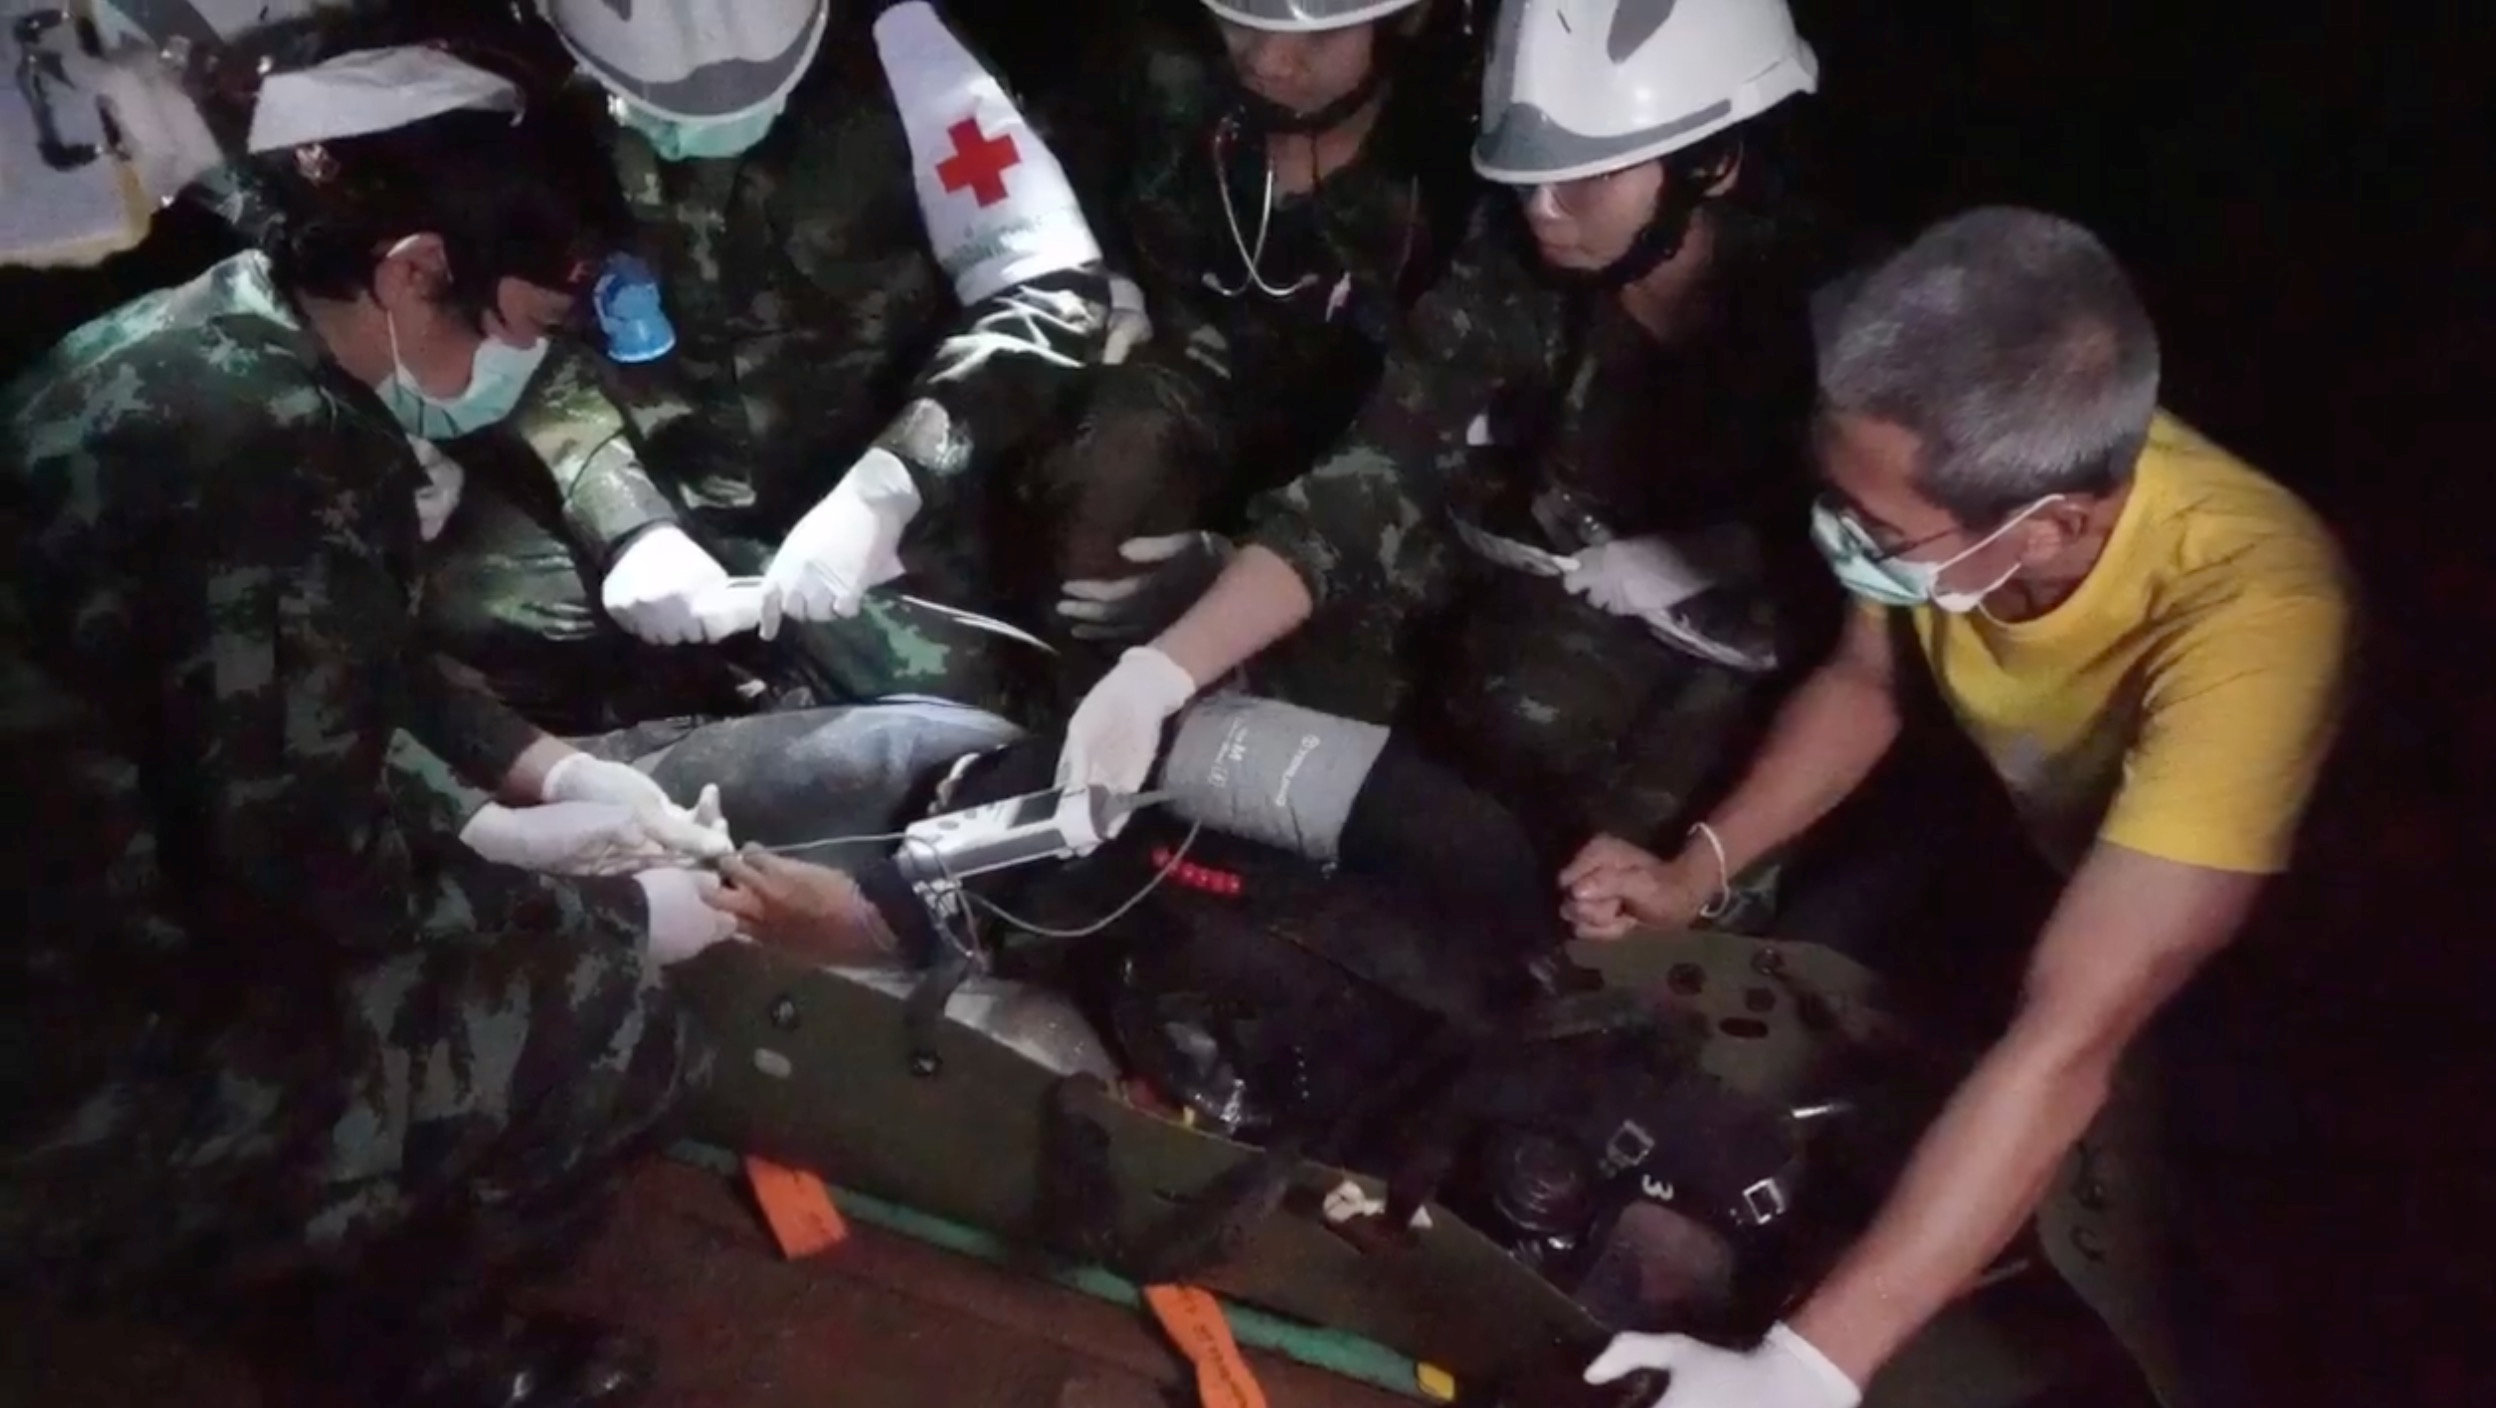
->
xmin=1814 ymin=493 xmax=1958 ymax=564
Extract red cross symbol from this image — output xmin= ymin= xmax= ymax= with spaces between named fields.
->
xmin=935 ymin=116 xmax=1021 ymax=207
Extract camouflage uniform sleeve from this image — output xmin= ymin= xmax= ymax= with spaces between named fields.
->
xmin=169 ymin=421 xmax=646 ymax=956
xmin=1244 ymin=207 xmax=1538 ymax=611
xmin=0 ymin=549 xmax=165 ymax=960
xmin=868 ymin=264 xmax=1113 ymax=526
xmin=1024 ymin=28 xmax=1130 ymax=266
xmin=1014 ymin=31 xmax=1239 ymax=579
xmin=1035 ymin=338 xmax=1234 ymax=581
xmin=400 ymin=650 xmax=548 ymax=794
xmin=1075 ymin=29 xmax=1229 ymax=361
xmin=384 ymin=727 xmax=496 ymax=833
xmin=376 ymin=728 xmax=648 ymax=950
xmin=502 ymin=341 xmax=681 ymax=565
xmin=1032 ymin=20 xmax=1194 ymax=293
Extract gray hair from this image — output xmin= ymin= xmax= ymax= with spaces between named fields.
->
xmin=1814 ymin=207 xmax=2160 ymax=524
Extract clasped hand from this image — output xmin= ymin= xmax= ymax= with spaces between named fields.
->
xmin=460 ymin=756 xmax=731 ymax=878
xmin=1558 ymin=834 xmax=1717 ymax=940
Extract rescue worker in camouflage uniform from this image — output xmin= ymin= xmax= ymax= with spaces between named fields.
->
xmin=1053 ymin=0 xmax=1842 ymax=856
xmin=1032 ymin=0 xmax=1478 ymax=713
xmin=0 ymin=57 xmax=815 ymax=1405
xmin=422 ymin=0 xmax=1112 ymax=731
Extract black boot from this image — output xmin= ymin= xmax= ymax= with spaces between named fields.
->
xmin=269 ymin=1285 xmax=655 ymax=1408
xmin=276 ymin=1192 xmax=654 ymax=1408
xmin=381 ymin=1305 xmax=656 ymax=1408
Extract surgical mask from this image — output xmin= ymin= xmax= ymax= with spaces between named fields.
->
xmin=1810 ymin=497 xmax=2061 ymax=613
xmin=377 ymin=309 xmax=548 ymax=440
xmin=614 ymin=96 xmax=786 ymax=162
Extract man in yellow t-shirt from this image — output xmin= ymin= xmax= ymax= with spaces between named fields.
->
xmin=1558 ymin=208 xmax=2352 ymax=1408
xmin=1910 ymin=407 xmax=2349 ymax=877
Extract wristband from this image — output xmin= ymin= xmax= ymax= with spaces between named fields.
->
xmin=1687 ymin=821 xmax=1733 ymax=919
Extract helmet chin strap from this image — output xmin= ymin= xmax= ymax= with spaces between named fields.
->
xmin=1227 ymin=24 xmax=1401 ymax=136
xmin=1232 ymin=67 xmax=1386 ymax=135
xmin=1545 ymin=138 xmax=1739 ymax=292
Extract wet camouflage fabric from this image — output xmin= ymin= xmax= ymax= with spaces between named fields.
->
xmin=0 ymin=254 xmax=707 ymax=1298
xmin=1245 ymin=203 xmax=1828 ymax=847
xmin=430 ymin=23 xmax=1110 ymax=723
xmin=1414 ymin=574 xmax=1765 ymax=856
xmin=1031 ymin=16 xmax=1470 ymax=577
xmin=1017 ymin=15 xmax=1474 ymax=712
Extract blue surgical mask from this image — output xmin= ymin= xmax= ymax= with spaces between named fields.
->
xmin=1809 ymin=497 xmax=2060 ymax=613
xmin=614 ymin=96 xmax=786 ymax=162
xmin=378 ymin=308 xmax=549 ymax=440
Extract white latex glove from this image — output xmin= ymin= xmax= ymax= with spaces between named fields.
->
xmin=1561 ymin=528 xmax=1779 ymax=674
xmin=634 ymin=868 xmax=741 ymax=966
xmin=1055 ymin=646 xmax=1198 ymax=813
xmin=542 ymin=754 xmax=734 ymax=863
xmin=1103 ymin=273 xmax=1152 ymax=364
xmin=458 ymin=801 xmax=671 ymax=876
xmin=602 ymin=525 xmax=734 ymax=645
xmin=1584 ymin=1325 xmax=1860 ymax=1408
xmin=1560 ymin=534 xmax=1719 ymax=621
xmin=1056 ymin=531 xmax=1233 ymax=643
xmin=757 ymin=448 xmax=922 ymax=635
xmin=686 ymin=578 xmax=771 ymax=640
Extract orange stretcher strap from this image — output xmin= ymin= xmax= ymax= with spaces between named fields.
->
xmin=744 ymin=1153 xmax=849 ymax=1259
xmin=1144 ymin=1284 xmax=1269 ymax=1408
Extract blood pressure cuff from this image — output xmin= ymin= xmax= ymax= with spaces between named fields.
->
xmin=1156 ymin=695 xmax=1568 ymax=969
xmin=1157 ymin=695 xmax=1387 ymax=862
xmin=922 ymin=694 xmax=1570 ymax=978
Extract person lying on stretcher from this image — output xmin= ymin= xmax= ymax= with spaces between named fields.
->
xmin=601 ymin=690 xmax=1575 ymax=987
xmin=614 ymin=692 xmax=1831 ymax=1340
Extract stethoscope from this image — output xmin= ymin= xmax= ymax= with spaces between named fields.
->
xmin=1203 ymin=114 xmax=1323 ymax=302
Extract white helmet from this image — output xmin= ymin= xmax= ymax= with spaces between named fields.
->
xmin=1201 ymin=0 xmax=1423 ymax=32
xmin=538 ymin=0 xmax=828 ymax=121
xmin=1474 ymin=0 xmax=1818 ymax=185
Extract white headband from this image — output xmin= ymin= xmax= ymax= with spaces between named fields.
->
xmin=245 ymin=46 xmax=522 ymax=154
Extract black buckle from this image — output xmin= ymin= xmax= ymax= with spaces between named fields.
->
xmin=1737 ymin=1175 xmax=1789 ymax=1227
xmin=1596 ymin=1120 xmax=1655 ymax=1179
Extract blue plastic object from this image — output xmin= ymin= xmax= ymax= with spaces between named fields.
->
xmin=594 ymin=252 xmax=676 ymax=363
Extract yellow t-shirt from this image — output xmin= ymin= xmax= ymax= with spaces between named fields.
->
xmin=1903 ymin=414 xmax=2354 ymax=875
